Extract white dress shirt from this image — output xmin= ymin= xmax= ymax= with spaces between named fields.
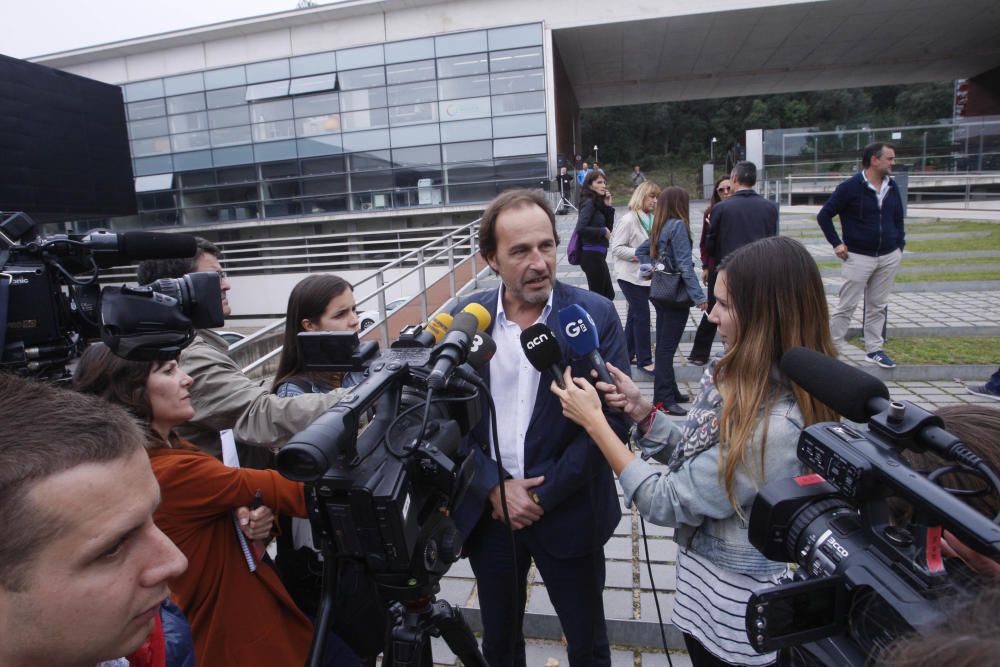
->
xmin=488 ymin=285 xmax=553 ymax=479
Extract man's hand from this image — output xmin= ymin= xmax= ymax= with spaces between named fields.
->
xmin=834 ymin=243 xmax=849 ymax=260
xmin=237 ymin=505 xmax=275 ymax=541
xmin=489 ymin=477 xmax=545 ymax=530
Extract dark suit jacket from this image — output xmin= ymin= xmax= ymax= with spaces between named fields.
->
xmin=451 ymin=281 xmax=628 ymax=559
xmin=705 ymin=188 xmax=779 ymax=264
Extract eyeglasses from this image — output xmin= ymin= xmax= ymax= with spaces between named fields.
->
xmin=216 ymin=270 xmax=228 ymax=279
xmin=717 ymin=186 xmax=732 ymax=193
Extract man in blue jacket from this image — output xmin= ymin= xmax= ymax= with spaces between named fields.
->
xmin=817 ymin=142 xmax=905 ymax=368
xmin=452 ymin=189 xmax=627 ymax=666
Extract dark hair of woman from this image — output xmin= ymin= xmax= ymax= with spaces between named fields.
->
xmin=271 ymin=273 xmax=353 ymax=392
xmin=72 ymin=342 xmax=171 ymax=447
xmin=710 ymin=176 xmax=729 ymax=208
xmin=647 ymin=186 xmax=691 ymax=261
xmin=577 ymin=169 xmax=606 ymax=207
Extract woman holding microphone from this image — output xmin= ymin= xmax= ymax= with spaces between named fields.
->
xmin=551 ymin=236 xmax=838 ymax=666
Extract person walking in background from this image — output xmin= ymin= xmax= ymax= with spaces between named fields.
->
xmin=817 ymin=142 xmax=905 ymax=369
xmin=575 ymin=170 xmax=617 ymax=301
xmin=688 ymin=176 xmax=733 ymax=365
xmin=576 ymin=161 xmax=590 ymax=187
xmin=631 ymin=165 xmax=646 ymax=188
xmin=612 ymin=181 xmax=661 ymax=375
xmin=637 ymin=187 xmax=707 ymax=415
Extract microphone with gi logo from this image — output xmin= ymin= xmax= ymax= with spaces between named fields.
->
xmin=558 ymin=304 xmax=615 ymax=386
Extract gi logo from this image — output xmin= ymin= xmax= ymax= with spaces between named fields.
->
xmin=564 ymin=318 xmax=588 ymax=338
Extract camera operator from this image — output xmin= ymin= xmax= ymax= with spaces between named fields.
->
xmin=552 ymin=237 xmax=839 ymax=666
xmin=0 ymin=374 xmax=188 ymax=667
xmin=136 ymin=238 xmax=346 ymax=467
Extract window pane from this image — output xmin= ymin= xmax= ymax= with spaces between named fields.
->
xmin=337 ymin=44 xmax=384 ymax=70
xmin=169 ymin=111 xmax=209 ymax=134
xmin=342 ymin=129 xmax=390 ymax=152
xmin=341 ymin=108 xmax=388 ymax=132
xmin=390 ymin=123 xmax=440 ymax=148
xmin=294 ymin=92 xmax=340 ymax=117
xmin=438 ymin=96 xmax=491 ymax=121
xmin=495 ymin=155 xmax=547 ymax=180
xmin=392 ymin=145 xmax=441 ymax=167
xmin=252 ymin=120 xmax=295 ymax=142
xmin=339 ymin=87 xmax=387 ymax=112
xmin=133 ymin=155 xmax=173 ymax=175
xmin=493 ymin=135 xmax=546 ymax=158
xmin=386 ymin=59 xmax=436 ymax=85
xmin=130 ymin=117 xmax=168 ymax=140
xmin=180 ymin=170 xmax=216 ymax=187
xmin=254 ymin=140 xmax=297 ymax=162
xmin=207 ymin=86 xmax=246 ymax=109
xmin=384 ymin=37 xmax=435 ymax=64
xmin=488 ymin=24 xmax=543 ymax=51
xmin=246 ymin=80 xmax=290 ymax=101
xmin=490 ymin=69 xmax=544 ymax=95
xmin=251 ymin=99 xmax=294 ymax=122
xmin=349 ymin=150 xmax=391 ymax=170
xmin=445 ymin=162 xmax=494 ymax=184
xmin=437 ymin=74 xmax=491 ymax=101
xmin=437 ymin=52 xmax=488 ymax=79
xmin=388 ymin=103 xmax=437 ymax=127
xmin=297 ymin=135 xmax=345 ymax=157
xmin=490 ymin=91 xmax=544 ymax=116
xmin=302 ymin=174 xmax=348 ymax=194
xmin=351 ymin=170 xmax=393 ymax=191
xmin=338 ymin=67 xmax=385 ymax=90
xmin=261 ymin=160 xmax=299 ymax=180
xmin=296 ymin=113 xmax=342 ymax=137
xmin=173 ymin=150 xmax=213 ymax=171
xmin=128 ymin=99 xmax=166 ymax=120
xmin=211 ymin=125 xmax=252 ymax=147
xmin=212 ymin=146 xmax=255 ymax=167
xmin=290 ymin=52 xmax=336 ymax=77
xmin=171 ymin=132 xmax=211 ymax=152
xmin=489 ymin=46 xmax=544 ymax=72
xmin=208 ymin=106 xmax=251 ymax=129
xmin=492 ymin=113 xmax=546 ymax=138
xmin=394 ymin=165 xmax=441 ymax=188
xmin=125 ymin=79 xmax=164 ymax=102
xmin=164 ymin=72 xmax=204 ymax=96
xmin=131 ymin=136 xmax=172 ymax=156
xmin=166 ymin=93 xmax=206 ymax=115
xmin=246 ymin=59 xmax=290 ymax=84
xmin=435 ymin=30 xmax=486 ymax=58
xmin=217 ymin=165 xmax=257 ymax=184
xmin=204 ymin=66 xmax=246 ymax=90
xmin=301 ymin=155 xmax=346 ymax=175
xmin=387 ymin=81 xmax=437 ymax=106
xmin=440 ymin=118 xmax=492 ymax=143
xmin=443 ymin=140 xmax=492 ymax=163
xmin=289 ymin=73 xmax=337 ymax=96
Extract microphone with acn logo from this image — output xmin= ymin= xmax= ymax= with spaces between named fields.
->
xmin=520 ymin=323 xmax=566 ymax=389
xmin=558 ymin=304 xmax=614 ymax=386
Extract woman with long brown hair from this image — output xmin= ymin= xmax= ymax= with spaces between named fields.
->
xmin=552 ymin=236 xmax=839 ymax=666
xmin=574 ymin=169 xmax=616 ymax=300
xmin=636 ymin=186 xmax=707 ymax=415
xmin=688 ymin=175 xmax=733 ymax=365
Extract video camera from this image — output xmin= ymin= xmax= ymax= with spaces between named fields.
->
xmin=745 ymin=348 xmax=1000 ymax=665
xmin=275 ymin=310 xmax=492 ymax=667
xmin=1 ymin=211 xmax=223 ymax=378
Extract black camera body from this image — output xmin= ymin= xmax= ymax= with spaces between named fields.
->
xmin=746 ymin=349 xmax=1000 ymax=664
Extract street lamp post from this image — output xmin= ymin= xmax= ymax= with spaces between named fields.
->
xmin=593 ymin=144 xmax=599 ymax=164
xmin=710 ymin=136 xmax=717 ymax=163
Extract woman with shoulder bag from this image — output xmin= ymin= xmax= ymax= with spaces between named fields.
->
xmin=636 ymin=187 xmax=707 ymax=415
xmin=574 ymin=170 xmax=616 ymax=300
xmin=611 ymin=181 xmax=661 ymax=374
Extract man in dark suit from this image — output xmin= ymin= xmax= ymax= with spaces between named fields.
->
xmin=452 ymin=189 xmax=628 ymax=666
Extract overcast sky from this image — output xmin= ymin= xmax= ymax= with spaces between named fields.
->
xmin=2 ymin=0 xmax=333 ymax=59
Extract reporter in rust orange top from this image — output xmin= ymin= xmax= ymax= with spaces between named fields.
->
xmin=73 ymin=343 xmax=323 ymax=667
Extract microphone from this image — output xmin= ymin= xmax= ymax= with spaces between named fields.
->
xmin=466 ymin=331 xmax=497 ymax=371
xmin=779 ymin=347 xmax=890 ymax=422
xmin=425 ymin=312 xmax=453 ymax=343
xmin=82 ymin=230 xmax=198 ymax=267
xmin=460 ymin=302 xmax=492 ymax=332
xmin=558 ymin=304 xmax=614 ymax=386
xmin=520 ymin=323 xmax=566 ymax=389
xmin=427 ymin=311 xmax=479 ymax=389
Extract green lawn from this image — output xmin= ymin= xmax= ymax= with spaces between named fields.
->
xmin=849 ymin=336 xmax=1000 ymax=365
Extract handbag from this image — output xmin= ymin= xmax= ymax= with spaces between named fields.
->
xmin=566 ymin=229 xmax=583 ymax=265
xmin=648 ymin=220 xmax=694 ymax=309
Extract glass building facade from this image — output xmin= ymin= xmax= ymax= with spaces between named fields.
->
xmin=120 ymin=23 xmax=548 ymax=228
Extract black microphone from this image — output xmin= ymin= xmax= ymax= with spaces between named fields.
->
xmin=426 ymin=311 xmax=479 ymax=389
xmin=520 ymin=323 xmax=566 ymax=389
xmin=779 ymin=347 xmax=890 ymax=422
xmin=558 ymin=304 xmax=614 ymax=386
xmin=82 ymin=230 xmax=198 ymax=267
xmin=466 ymin=331 xmax=497 ymax=371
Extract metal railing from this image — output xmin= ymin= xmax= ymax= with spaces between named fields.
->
xmin=229 ymin=217 xmax=487 ymax=379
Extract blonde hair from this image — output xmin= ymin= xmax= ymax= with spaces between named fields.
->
xmin=713 ymin=237 xmax=839 ymax=510
xmin=627 ymin=181 xmax=661 ymax=216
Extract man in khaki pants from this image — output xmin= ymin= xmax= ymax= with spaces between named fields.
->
xmin=817 ymin=142 xmax=905 ymax=368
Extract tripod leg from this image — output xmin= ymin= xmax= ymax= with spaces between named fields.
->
xmin=430 ymin=600 xmax=488 ymax=667
xmin=387 ymin=602 xmax=429 ymax=667
xmin=306 ymin=554 xmax=337 ymax=667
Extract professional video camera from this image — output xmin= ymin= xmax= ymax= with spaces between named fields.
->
xmin=1 ymin=211 xmax=223 ymax=377
xmin=745 ymin=348 xmax=1000 ymax=665
xmin=275 ymin=309 xmax=494 ymax=667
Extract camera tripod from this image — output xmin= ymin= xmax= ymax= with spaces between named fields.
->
xmin=556 ymin=178 xmax=577 ymax=214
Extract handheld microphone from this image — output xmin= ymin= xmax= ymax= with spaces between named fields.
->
xmin=460 ymin=302 xmax=492 ymax=332
xmin=427 ymin=311 xmax=479 ymax=389
xmin=520 ymin=323 xmax=566 ymax=389
xmin=425 ymin=312 xmax=453 ymax=343
xmin=558 ymin=304 xmax=614 ymax=386
xmin=466 ymin=331 xmax=497 ymax=371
